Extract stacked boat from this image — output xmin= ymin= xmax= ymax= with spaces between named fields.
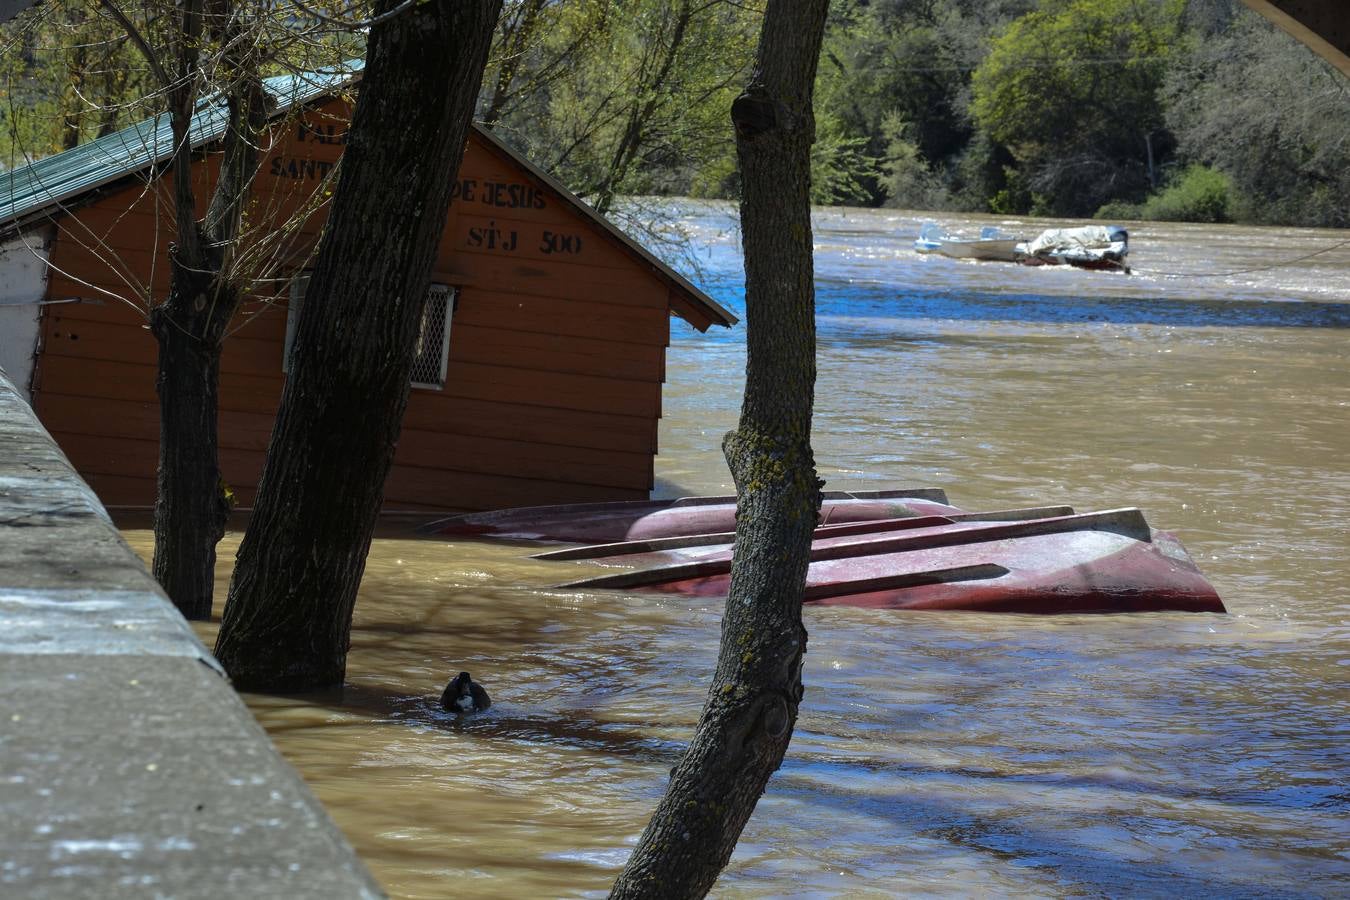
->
xmin=424 ymin=489 xmax=1225 ymax=615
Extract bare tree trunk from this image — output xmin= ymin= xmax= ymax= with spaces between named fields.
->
xmin=60 ymin=37 xmax=87 ymax=149
xmin=1145 ymin=131 xmax=1157 ymax=188
xmin=609 ymin=1 xmax=829 ymax=897
xmin=144 ymin=0 xmax=267 ymax=620
xmin=214 ymin=0 xmax=503 ymax=691
xmin=149 ymin=266 xmax=235 ymax=620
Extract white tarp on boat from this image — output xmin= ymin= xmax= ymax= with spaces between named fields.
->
xmin=1022 ymin=225 xmax=1123 ymax=256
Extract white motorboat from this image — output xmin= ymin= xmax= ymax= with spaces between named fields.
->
xmin=914 ymin=222 xmax=1025 ymax=262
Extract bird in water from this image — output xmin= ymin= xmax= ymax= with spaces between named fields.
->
xmin=440 ymin=671 xmax=491 ymax=714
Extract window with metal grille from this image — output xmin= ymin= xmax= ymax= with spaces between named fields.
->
xmin=410 ymin=284 xmax=454 ymax=389
xmin=284 ymin=276 xmax=456 ymax=390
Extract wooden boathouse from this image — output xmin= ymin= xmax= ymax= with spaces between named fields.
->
xmin=0 ymin=66 xmax=735 ymax=513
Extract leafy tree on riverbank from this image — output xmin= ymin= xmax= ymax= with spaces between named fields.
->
xmin=1159 ymin=7 xmax=1350 ymax=227
xmin=970 ymin=0 xmax=1183 ymax=217
xmin=809 ymin=0 xmax=1036 ymax=208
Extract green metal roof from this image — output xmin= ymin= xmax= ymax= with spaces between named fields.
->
xmin=0 ymin=58 xmax=736 ymax=328
xmin=0 ymin=63 xmax=361 ymax=233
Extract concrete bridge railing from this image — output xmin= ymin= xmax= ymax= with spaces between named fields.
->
xmin=0 ymin=367 xmax=383 ymax=898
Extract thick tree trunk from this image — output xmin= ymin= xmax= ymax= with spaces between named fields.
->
xmin=149 ymin=264 xmax=233 ymax=620
xmin=214 ymin=0 xmax=502 ymax=692
xmin=148 ymin=31 xmax=265 ymax=620
xmin=609 ymin=2 xmax=829 ymax=897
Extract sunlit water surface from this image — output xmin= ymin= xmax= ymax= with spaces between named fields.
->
xmin=125 ymin=205 xmax=1349 ymax=898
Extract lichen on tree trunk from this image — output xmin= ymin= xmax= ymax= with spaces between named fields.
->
xmin=609 ymin=1 xmax=830 ymax=897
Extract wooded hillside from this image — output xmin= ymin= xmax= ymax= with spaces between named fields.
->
xmin=4 ymin=0 xmax=1346 ymax=226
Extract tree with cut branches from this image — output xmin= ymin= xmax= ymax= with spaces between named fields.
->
xmin=0 ymin=0 xmax=372 ymax=621
xmin=610 ymin=0 xmax=829 ymax=896
xmin=0 ymin=0 xmax=365 ymax=619
xmin=85 ymin=0 xmax=274 ymax=620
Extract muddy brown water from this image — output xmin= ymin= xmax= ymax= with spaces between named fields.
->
xmin=123 ymin=206 xmax=1349 ymax=897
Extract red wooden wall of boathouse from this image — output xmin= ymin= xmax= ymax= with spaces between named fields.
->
xmin=30 ymin=97 xmax=726 ymax=512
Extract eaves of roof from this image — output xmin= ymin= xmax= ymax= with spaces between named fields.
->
xmin=0 ymin=64 xmax=360 ymax=235
xmin=0 ymin=59 xmax=736 ymax=330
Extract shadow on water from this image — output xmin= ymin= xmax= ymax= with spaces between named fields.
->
xmin=786 ymin=781 xmax=1315 ymax=898
xmin=813 ymin=283 xmax=1350 ymax=330
xmin=263 ymin=676 xmax=1335 ymax=895
xmin=259 ymin=680 xmax=685 ymax=763
xmin=681 ymin=281 xmax=1350 ymax=352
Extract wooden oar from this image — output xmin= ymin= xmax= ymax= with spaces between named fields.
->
xmin=535 ymin=505 xmax=1076 ymax=562
xmin=825 ymin=504 xmax=1074 ymax=526
xmin=535 ymin=514 xmax=957 ymax=561
xmin=557 ymin=508 xmax=1151 ymax=591
xmin=675 ymin=488 xmax=950 ymax=505
xmin=803 ymin=563 xmax=1009 ymax=602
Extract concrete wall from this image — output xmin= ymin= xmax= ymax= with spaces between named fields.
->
xmin=0 ymin=229 xmax=50 ymax=400
xmin=0 ymin=369 xmax=383 ymax=898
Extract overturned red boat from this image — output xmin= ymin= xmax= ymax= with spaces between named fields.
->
xmin=423 ymin=488 xmax=963 ymax=544
xmin=424 ymin=492 xmax=1225 ymax=615
xmin=543 ymin=507 xmax=1225 ymax=615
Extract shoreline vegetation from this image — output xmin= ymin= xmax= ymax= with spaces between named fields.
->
xmin=3 ymin=0 xmax=1346 ymax=234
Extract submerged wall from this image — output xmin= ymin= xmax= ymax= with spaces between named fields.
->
xmin=0 ymin=367 xmax=383 ymax=897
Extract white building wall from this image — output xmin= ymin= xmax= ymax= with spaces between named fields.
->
xmin=0 ymin=228 xmax=52 ymax=401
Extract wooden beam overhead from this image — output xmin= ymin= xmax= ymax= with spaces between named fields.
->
xmin=1240 ymin=0 xmax=1350 ymax=79
xmin=0 ymin=0 xmax=40 ymax=23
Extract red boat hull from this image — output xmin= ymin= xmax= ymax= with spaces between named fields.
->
xmin=426 ymin=495 xmax=1225 ymax=615
xmin=424 ymin=490 xmax=960 ymax=543
xmin=647 ymin=530 xmax=1222 ymax=614
xmin=556 ymin=510 xmax=1225 ymax=615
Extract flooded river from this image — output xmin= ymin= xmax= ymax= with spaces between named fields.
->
xmin=126 ymin=206 xmax=1349 ymax=897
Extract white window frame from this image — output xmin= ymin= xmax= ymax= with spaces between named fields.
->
xmin=284 ymin=275 xmax=457 ymax=391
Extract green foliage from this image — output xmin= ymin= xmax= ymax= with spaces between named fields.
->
xmin=1093 ymin=199 xmax=1141 ymax=220
xmin=0 ymin=0 xmax=160 ymax=168
xmin=988 ymin=174 xmax=1031 ymax=216
xmin=1161 ymin=5 xmax=1350 ymax=227
xmin=879 ymin=113 xmax=949 ymax=211
xmin=1149 ymin=164 xmax=1232 ymax=222
xmin=971 ymin=0 xmax=1183 ymax=217
xmin=810 ymin=0 xmax=1035 ymax=209
xmin=483 ymin=0 xmax=759 ymax=213
xmin=810 ymin=110 xmax=882 ymax=206
xmin=0 ymin=0 xmax=361 ymax=170
xmin=8 ymin=0 xmax=1346 ymax=228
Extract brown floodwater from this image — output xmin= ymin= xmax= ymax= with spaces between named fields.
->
xmin=124 ymin=205 xmax=1350 ymax=897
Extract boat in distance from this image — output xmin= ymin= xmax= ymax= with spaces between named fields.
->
xmin=1018 ymin=224 xmax=1130 ymax=271
xmin=914 ymin=223 xmax=1024 ymax=262
xmin=916 ymin=222 xmax=1130 ymax=272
